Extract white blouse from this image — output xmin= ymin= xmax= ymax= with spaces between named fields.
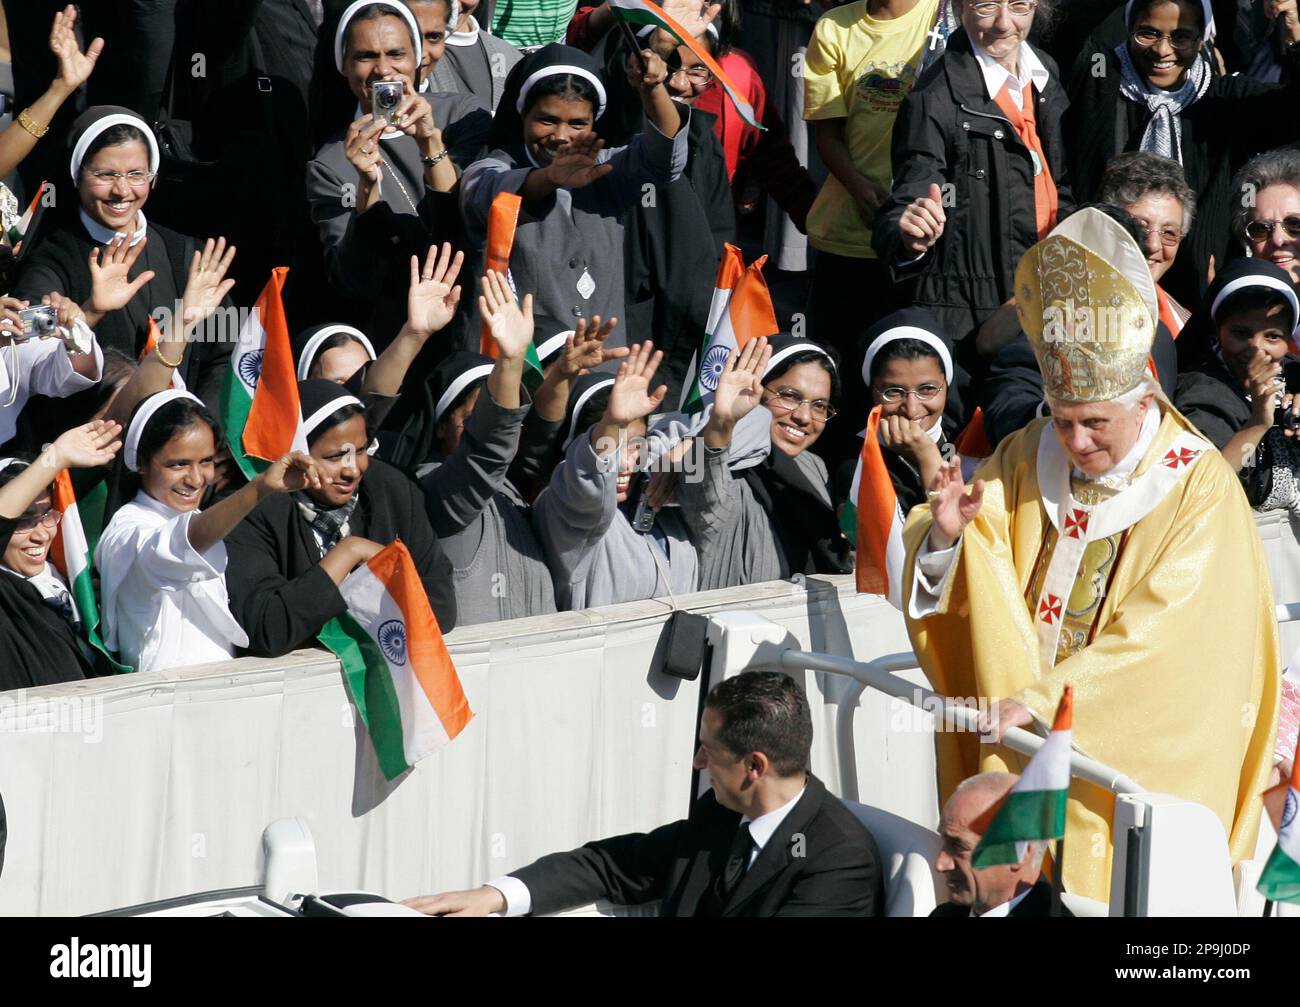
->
xmin=94 ymin=490 xmax=249 ymax=673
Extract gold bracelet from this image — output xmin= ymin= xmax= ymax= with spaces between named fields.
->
xmin=154 ymin=342 xmax=184 ymax=368
xmin=17 ymin=110 xmax=49 ymax=139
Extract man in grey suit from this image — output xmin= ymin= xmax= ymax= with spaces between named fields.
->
xmin=405 ymin=671 xmax=884 ymax=917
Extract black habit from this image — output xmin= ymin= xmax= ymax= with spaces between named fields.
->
xmin=224 ymin=458 xmax=458 ymax=657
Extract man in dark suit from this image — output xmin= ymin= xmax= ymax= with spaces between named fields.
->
xmin=405 ymin=672 xmax=885 ymax=917
xmin=930 ymin=772 xmax=1072 ymax=918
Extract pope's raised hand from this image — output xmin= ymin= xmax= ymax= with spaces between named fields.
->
xmin=928 ymin=455 xmax=983 ymax=551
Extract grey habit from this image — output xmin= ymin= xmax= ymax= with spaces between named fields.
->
xmin=459 ymin=107 xmax=690 ymax=342
xmin=417 ymin=389 xmax=557 ymax=625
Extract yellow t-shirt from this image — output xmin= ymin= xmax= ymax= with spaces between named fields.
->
xmin=804 ymin=0 xmax=941 ymax=258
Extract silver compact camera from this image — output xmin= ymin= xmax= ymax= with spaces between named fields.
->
xmin=16 ymin=304 xmax=58 ymax=340
xmin=370 ymin=80 xmax=405 ymax=126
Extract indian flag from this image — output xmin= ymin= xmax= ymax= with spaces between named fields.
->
xmin=682 ymin=243 xmax=778 ymax=413
xmin=609 ymin=0 xmax=762 ymax=129
xmin=6 ymin=181 xmax=46 ymax=248
xmin=478 ymin=191 xmax=542 ymax=381
xmin=840 ymin=405 xmax=905 ymax=609
xmin=971 ymin=685 xmax=1073 ymax=868
xmin=219 ymin=267 xmax=305 ymax=480
xmin=138 ymin=317 xmax=186 ymax=390
xmin=50 ymin=470 xmax=128 ymax=673
xmin=318 ymin=540 xmax=472 ymax=781
xmin=1259 ymin=734 xmax=1300 ymax=903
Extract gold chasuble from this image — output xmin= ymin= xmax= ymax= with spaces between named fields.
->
xmin=902 ymin=210 xmax=1281 ymax=900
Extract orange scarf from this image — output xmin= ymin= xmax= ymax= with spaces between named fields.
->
xmin=993 ymin=80 xmax=1058 ymax=241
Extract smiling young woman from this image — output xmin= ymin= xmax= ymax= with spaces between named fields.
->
xmin=95 ymin=390 xmax=319 ymax=674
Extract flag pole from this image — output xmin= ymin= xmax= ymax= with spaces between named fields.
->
xmin=615 ymin=18 xmax=649 ymax=74
xmin=1050 ymin=834 xmax=1066 ymax=916
xmin=1263 ymin=898 xmax=1275 ymax=918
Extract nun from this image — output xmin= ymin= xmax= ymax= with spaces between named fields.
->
xmin=11 ymin=106 xmax=233 ymax=409
xmin=1174 ymin=259 xmax=1300 ymax=468
xmin=296 ymin=323 xmax=379 ymax=384
xmin=680 ymin=334 xmax=852 ymax=589
xmin=532 ymin=344 xmax=698 ymax=610
xmin=416 ymin=318 xmax=557 ymax=622
xmin=1067 ymin=0 xmax=1300 ymax=305
xmin=306 ymin=0 xmax=490 ymax=347
xmin=459 ymin=43 xmax=688 ymax=340
xmin=0 ymin=420 xmax=123 ymax=689
xmin=95 ymin=390 xmax=319 ymax=674
xmin=225 ymin=379 xmax=458 ymax=657
xmin=860 ymin=309 xmax=957 ymax=515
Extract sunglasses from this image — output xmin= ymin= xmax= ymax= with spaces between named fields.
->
xmin=1244 ymin=216 xmax=1300 ymax=243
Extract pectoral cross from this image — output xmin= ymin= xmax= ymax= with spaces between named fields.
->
xmin=927 ymin=25 xmax=945 ymax=51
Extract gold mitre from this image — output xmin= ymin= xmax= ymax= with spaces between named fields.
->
xmin=1015 ymin=208 xmax=1159 ymax=403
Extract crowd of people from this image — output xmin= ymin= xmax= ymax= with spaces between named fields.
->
xmin=0 ymin=0 xmax=1298 ymax=914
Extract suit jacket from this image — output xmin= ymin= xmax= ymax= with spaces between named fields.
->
xmin=930 ymin=879 xmax=1073 ymax=917
xmin=511 ymin=773 xmax=884 ymax=917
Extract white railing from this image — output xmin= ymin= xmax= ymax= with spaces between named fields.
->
xmin=778 ymin=648 xmax=1146 ymax=801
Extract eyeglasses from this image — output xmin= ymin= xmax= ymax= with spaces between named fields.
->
xmin=968 ymin=1 xmax=1037 ymax=20
xmin=665 ymin=53 xmax=713 ymax=85
xmin=878 ymin=383 xmax=945 ymax=404
xmin=85 ymin=169 xmax=155 ymax=187
xmin=1133 ymin=221 xmax=1185 ymax=247
xmin=14 ymin=508 xmax=62 ymax=533
xmin=1130 ymin=27 xmax=1201 ymax=51
xmin=765 ymin=387 xmax=837 ymax=421
xmin=1244 ymin=215 xmax=1300 ymax=243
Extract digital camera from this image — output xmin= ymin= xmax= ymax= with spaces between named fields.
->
xmin=17 ymin=304 xmax=58 ymax=340
xmin=370 ymin=80 xmax=405 ymax=127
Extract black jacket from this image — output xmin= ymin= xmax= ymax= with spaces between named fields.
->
xmin=1064 ymin=45 xmax=1300 ymax=307
xmin=1174 ymin=352 xmax=1300 ymax=450
xmin=510 ymin=773 xmax=884 ymax=917
xmin=929 ymin=879 xmax=1073 ymax=917
xmin=0 ymin=515 xmax=98 ymax=689
xmin=224 ymin=459 xmax=458 ymax=657
xmin=873 ymin=30 xmax=1076 ymax=350
xmin=12 ymin=218 xmax=232 ymax=410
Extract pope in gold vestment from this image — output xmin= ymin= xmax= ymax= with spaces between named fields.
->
xmin=902 ymin=209 xmax=1281 ymax=900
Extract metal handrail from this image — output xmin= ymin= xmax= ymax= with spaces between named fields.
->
xmin=780 ymin=648 xmax=1145 ymax=800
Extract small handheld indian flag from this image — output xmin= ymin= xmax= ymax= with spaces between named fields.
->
xmin=682 ymin=243 xmax=778 ymax=412
xmin=50 ymin=470 xmax=128 ymax=673
xmin=840 ymin=405 xmax=905 ymax=608
xmin=219 ymin=267 xmax=306 ymax=480
xmin=478 ymin=192 xmax=542 ymax=380
xmin=1258 ymin=734 xmax=1300 ymax=903
xmin=318 ymin=540 xmax=472 ymax=781
xmin=608 ymin=0 xmax=763 ymax=129
xmin=971 ymin=685 xmax=1072 ymax=868
xmin=138 ymin=317 xmax=186 ymax=390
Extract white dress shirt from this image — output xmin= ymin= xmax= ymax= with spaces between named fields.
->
xmin=489 ymin=784 xmax=809 ymax=917
xmin=969 ymin=40 xmax=1051 ymax=109
xmin=909 ymin=406 xmax=1162 ymax=618
xmin=974 ymin=885 xmax=1033 ymax=917
xmin=94 ymin=490 xmax=250 ymax=673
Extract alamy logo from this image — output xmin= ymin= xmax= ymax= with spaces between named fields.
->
xmin=378 ymin=618 xmax=408 ymax=666
xmin=50 ymin=940 xmax=151 ymax=987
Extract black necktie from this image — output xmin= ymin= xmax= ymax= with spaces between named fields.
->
xmin=716 ymin=823 xmax=754 ymax=904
